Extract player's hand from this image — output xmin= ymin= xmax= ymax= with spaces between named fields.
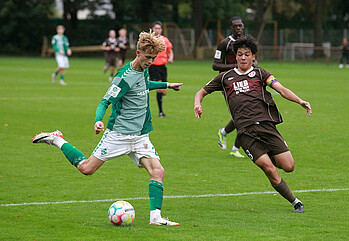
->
xmin=94 ymin=121 xmax=105 ymax=134
xmin=193 ymin=105 xmax=203 ymax=118
xmin=59 ymin=50 xmax=65 ymax=55
xmin=168 ymin=83 xmax=183 ymax=91
xmin=67 ymin=49 xmax=72 ymax=56
xmin=168 ymin=57 xmax=174 ymax=63
xmin=300 ymin=100 xmax=312 ymax=116
xmin=114 ymin=47 xmax=120 ymax=52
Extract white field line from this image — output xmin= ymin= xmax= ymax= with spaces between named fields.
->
xmin=1 ymin=188 xmax=348 ymax=207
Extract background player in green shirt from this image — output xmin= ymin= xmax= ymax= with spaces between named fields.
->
xmin=33 ymin=30 xmax=183 ymax=226
xmin=51 ymin=25 xmax=72 ymax=86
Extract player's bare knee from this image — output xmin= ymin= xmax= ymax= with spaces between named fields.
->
xmin=263 ymin=164 xmax=277 ymax=178
xmin=283 ymin=163 xmax=294 ymax=172
xmin=152 ymin=166 xmax=164 ymax=180
xmin=78 ymin=164 xmax=95 ymax=175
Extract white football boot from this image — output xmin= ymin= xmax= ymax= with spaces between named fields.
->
xmin=218 ymin=128 xmax=227 ymax=150
xmin=32 ymin=130 xmax=63 ymax=145
xmin=149 ymin=209 xmax=179 ymax=226
xmin=230 ymin=150 xmax=245 ymax=158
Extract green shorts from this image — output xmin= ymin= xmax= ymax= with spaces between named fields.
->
xmin=237 ymin=122 xmax=289 ymax=162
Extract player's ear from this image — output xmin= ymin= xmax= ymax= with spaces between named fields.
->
xmin=252 ymin=54 xmax=256 ymax=60
xmin=136 ymin=50 xmax=140 ymax=56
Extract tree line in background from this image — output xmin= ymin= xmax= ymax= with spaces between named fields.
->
xmin=0 ymin=0 xmax=348 ymax=56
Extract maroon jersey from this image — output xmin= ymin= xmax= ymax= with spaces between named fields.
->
xmin=204 ymin=67 xmax=283 ymax=130
xmin=213 ymin=36 xmax=237 ymax=72
xmin=102 ymin=37 xmax=117 ymax=53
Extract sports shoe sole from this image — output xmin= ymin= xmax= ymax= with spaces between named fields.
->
xmin=149 ymin=221 xmax=180 ymax=226
xmin=32 ymin=131 xmax=63 ymax=144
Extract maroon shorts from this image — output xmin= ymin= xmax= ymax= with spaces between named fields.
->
xmin=237 ymin=122 xmax=289 ymax=162
xmin=105 ymin=52 xmax=117 ymax=67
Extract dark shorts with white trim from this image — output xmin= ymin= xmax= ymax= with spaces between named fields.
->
xmin=149 ymin=65 xmax=167 ymax=82
xmin=237 ymin=121 xmax=289 ymax=162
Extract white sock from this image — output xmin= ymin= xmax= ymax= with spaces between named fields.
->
xmin=150 ymin=209 xmax=161 ymax=222
xmin=231 ymin=145 xmax=239 ymax=152
xmin=292 ymin=198 xmax=300 ymax=207
xmin=53 ymin=137 xmax=67 ymax=149
xmin=220 ymin=128 xmax=227 ymax=136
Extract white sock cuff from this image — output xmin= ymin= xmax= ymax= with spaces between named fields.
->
xmin=231 ymin=145 xmax=239 ymax=152
xmin=221 ymin=128 xmax=227 ymax=136
xmin=150 ymin=209 xmax=161 ymax=221
xmin=53 ymin=137 xmax=67 ymax=149
xmin=292 ymin=198 xmax=300 ymax=206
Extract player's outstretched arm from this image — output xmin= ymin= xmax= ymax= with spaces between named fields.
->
xmin=167 ymin=82 xmax=183 ymax=91
xmin=193 ymin=88 xmax=208 ymax=118
xmin=272 ymin=82 xmax=312 ymax=116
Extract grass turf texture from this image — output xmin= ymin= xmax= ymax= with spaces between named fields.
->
xmin=0 ymin=56 xmax=348 ymax=240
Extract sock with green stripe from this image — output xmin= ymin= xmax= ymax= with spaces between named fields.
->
xmin=149 ymin=180 xmax=163 ymax=211
xmin=61 ymin=143 xmax=87 ymax=167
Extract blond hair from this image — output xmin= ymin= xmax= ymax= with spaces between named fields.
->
xmin=118 ymin=28 xmax=127 ymax=34
xmin=137 ymin=30 xmax=165 ymax=54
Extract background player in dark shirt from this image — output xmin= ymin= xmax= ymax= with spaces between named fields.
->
xmin=195 ymin=35 xmax=311 ymax=213
xmin=339 ymin=37 xmax=349 ymax=68
xmin=212 ymin=16 xmax=257 ymax=158
xmin=115 ymin=28 xmax=129 ymax=71
xmin=102 ymin=30 xmax=118 ymax=82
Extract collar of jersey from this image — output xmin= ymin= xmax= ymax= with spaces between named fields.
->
xmin=233 ymin=67 xmax=254 ymax=75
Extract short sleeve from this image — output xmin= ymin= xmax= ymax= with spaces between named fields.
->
xmin=213 ymin=40 xmax=226 ymax=62
xmin=164 ymin=37 xmax=173 ymax=52
xmin=103 ymin=77 xmax=130 ymax=104
xmin=259 ymin=68 xmax=279 ymax=87
xmin=203 ymin=73 xmax=224 ymax=93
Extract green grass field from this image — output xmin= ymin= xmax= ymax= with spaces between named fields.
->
xmin=0 ymin=56 xmax=348 ymax=240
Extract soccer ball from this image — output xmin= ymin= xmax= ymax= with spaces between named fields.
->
xmin=108 ymin=201 xmax=135 ymax=226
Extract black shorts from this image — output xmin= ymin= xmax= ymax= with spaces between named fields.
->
xmin=116 ymin=50 xmax=127 ymax=62
xmin=149 ymin=65 xmax=167 ymax=82
xmin=237 ymin=122 xmax=289 ymax=162
xmin=105 ymin=52 xmax=117 ymax=67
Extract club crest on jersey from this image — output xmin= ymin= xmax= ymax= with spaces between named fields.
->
xmin=233 ymin=80 xmax=250 ymax=94
xmin=248 ymin=71 xmax=256 ymax=78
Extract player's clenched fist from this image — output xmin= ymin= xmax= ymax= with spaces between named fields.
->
xmin=94 ymin=121 xmax=105 ymax=134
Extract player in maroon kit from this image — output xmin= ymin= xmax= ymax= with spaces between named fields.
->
xmin=194 ymin=35 xmax=311 ymax=213
xmin=213 ymin=16 xmax=257 ymax=158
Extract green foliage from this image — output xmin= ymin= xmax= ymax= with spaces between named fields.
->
xmin=0 ymin=0 xmax=55 ymax=54
xmin=202 ymin=0 xmax=245 ymax=20
xmin=0 ymin=57 xmax=348 ymax=239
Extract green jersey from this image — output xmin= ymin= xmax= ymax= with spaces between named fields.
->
xmin=51 ymin=34 xmax=70 ymax=56
xmin=95 ymin=62 xmax=167 ymax=135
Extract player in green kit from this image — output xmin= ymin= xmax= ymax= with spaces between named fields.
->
xmin=33 ymin=30 xmax=183 ymax=226
xmin=51 ymin=25 xmax=72 ymax=86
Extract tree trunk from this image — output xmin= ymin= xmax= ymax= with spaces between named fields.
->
xmin=140 ymin=0 xmax=152 ymax=23
xmin=313 ymin=0 xmax=325 ymax=57
xmin=192 ymin=0 xmax=202 ymax=56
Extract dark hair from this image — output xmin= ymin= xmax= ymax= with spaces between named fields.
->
xmin=152 ymin=21 xmax=162 ymax=28
xmin=233 ymin=35 xmax=258 ymax=54
xmin=230 ymin=16 xmax=242 ymax=25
